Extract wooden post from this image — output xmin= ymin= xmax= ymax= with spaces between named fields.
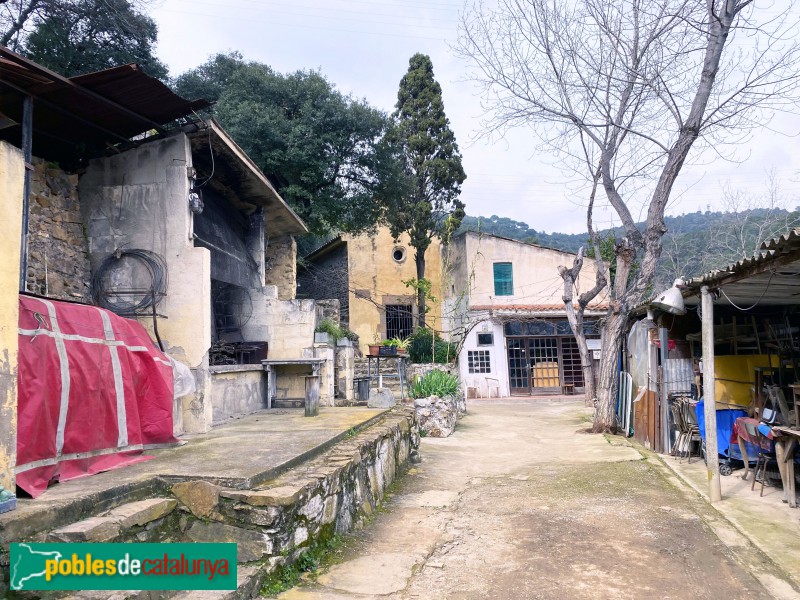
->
xmin=659 ymin=326 xmax=670 ymax=454
xmin=701 ymin=286 xmax=722 ymax=502
xmin=305 ymin=375 xmax=320 ymax=417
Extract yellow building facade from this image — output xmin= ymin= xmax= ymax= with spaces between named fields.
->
xmin=298 ymin=227 xmax=445 ymax=353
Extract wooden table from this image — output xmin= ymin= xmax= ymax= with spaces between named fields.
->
xmin=772 ymin=426 xmax=799 ymax=508
xmin=735 ymin=417 xmax=798 ymax=507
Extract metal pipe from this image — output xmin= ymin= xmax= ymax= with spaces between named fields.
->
xmin=19 ymin=95 xmax=32 ymax=292
xmin=701 ymin=285 xmax=722 ymax=502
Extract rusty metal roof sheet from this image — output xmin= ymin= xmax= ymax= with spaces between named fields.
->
xmin=0 ymin=46 xmax=210 ymax=164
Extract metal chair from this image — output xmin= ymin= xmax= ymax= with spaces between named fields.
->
xmin=681 ymin=399 xmax=702 ymax=463
xmin=743 ymin=420 xmax=775 ymax=497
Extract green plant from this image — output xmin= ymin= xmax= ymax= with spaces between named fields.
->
xmin=382 ymin=338 xmax=400 ymax=347
xmin=315 ymin=318 xmax=343 ymax=342
xmin=410 ymin=369 xmax=460 ymax=399
xmin=408 ymin=328 xmax=456 ymax=364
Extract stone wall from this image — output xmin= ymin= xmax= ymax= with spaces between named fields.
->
xmin=297 ymin=241 xmax=350 ymax=326
xmin=265 ymin=235 xmax=297 ymax=300
xmin=25 ymin=158 xmax=91 ymax=302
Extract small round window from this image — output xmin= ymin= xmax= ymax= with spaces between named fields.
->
xmin=392 ymin=246 xmax=407 ymax=263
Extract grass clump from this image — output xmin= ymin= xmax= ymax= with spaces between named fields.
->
xmin=410 ymin=369 xmax=460 ymax=399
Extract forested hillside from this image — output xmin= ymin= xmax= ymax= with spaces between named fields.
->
xmin=460 ymin=208 xmax=800 ymax=288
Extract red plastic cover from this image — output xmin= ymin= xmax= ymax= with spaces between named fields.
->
xmin=16 ymin=296 xmax=178 ymax=498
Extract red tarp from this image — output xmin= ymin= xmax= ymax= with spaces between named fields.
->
xmin=16 ymin=296 xmax=178 ymax=498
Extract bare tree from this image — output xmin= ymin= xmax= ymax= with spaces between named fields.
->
xmin=710 ymin=174 xmax=800 ymax=263
xmin=457 ymin=0 xmax=800 ymax=431
xmin=659 ymin=174 xmax=800 ymax=289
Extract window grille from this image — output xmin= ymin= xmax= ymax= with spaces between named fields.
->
xmin=468 ymin=350 xmax=491 ymax=373
xmin=386 ymin=304 xmax=413 ymax=339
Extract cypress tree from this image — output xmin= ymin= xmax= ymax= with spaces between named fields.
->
xmin=387 ymin=53 xmax=466 ymax=327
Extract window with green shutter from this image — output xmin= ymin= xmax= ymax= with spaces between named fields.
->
xmin=493 ymin=262 xmax=513 ymax=296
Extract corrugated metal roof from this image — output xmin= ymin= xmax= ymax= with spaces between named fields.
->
xmin=676 ymin=227 xmax=800 ymax=307
xmin=0 ymin=46 xmax=210 ymax=164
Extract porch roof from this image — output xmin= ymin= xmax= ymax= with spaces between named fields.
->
xmin=682 ymin=228 xmax=800 ymax=308
xmin=0 ymin=46 xmax=210 ymax=165
xmin=188 ymin=120 xmax=308 ymax=236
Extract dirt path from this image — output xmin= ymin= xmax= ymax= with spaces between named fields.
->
xmin=278 ymin=400 xmax=798 ymax=599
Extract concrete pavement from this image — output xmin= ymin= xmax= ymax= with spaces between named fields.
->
xmin=279 ymin=400 xmax=800 ymax=599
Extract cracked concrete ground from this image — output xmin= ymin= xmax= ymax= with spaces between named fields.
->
xmin=277 ymin=400 xmax=800 ymax=599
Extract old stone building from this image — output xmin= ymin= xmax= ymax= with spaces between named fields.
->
xmin=297 ymin=227 xmax=445 ymax=352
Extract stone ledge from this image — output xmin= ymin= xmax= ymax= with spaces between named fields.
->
xmin=49 ymin=515 xmax=120 ymax=542
xmin=107 ymin=498 xmax=178 ymax=529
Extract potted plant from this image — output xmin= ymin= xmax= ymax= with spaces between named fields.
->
xmin=379 ymin=338 xmax=400 ymax=356
xmin=388 ymin=337 xmax=410 ymax=356
xmin=368 ymin=331 xmax=382 ymax=357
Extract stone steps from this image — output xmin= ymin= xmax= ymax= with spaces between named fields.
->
xmin=49 ymin=497 xmax=178 ymax=543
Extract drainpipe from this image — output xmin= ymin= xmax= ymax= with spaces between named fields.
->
xmin=18 ymin=95 xmax=32 ymax=292
xmin=701 ymin=285 xmax=722 ymax=502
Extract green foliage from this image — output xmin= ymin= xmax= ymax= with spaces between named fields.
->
xmin=173 ymin=54 xmax=404 ymax=235
xmin=315 ymin=318 xmax=344 ymax=342
xmin=383 ymin=337 xmax=410 ymax=350
xmin=460 ymin=208 xmax=800 ymax=291
xmin=408 ymin=328 xmax=456 ymax=364
xmin=260 ymin=534 xmax=344 ymax=596
xmin=410 ymin=369 xmax=460 ymax=399
xmin=384 ymin=54 xmax=466 ymax=324
xmin=22 ymin=0 xmax=167 ymax=78
xmin=402 ymin=277 xmax=437 ymax=308
xmin=315 ymin=319 xmax=358 ymax=344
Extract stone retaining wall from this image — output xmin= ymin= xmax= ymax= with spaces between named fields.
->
xmin=1 ymin=407 xmax=418 ymax=599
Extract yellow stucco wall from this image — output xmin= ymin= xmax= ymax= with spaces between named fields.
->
xmin=0 ymin=142 xmax=24 ymax=492
xmin=346 ymin=227 xmax=444 ymax=352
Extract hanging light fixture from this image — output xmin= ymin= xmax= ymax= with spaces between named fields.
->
xmin=651 ymin=278 xmax=687 ymax=315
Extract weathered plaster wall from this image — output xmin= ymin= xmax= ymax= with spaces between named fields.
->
xmin=346 ymin=227 xmax=443 ymax=353
xmin=209 ymin=368 xmax=267 ymax=424
xmin=265 ymin=235 xmax=297 ymax=300
xmin=243 ymin=287 xmax=316 ymax=360
xmin=0 ymin=142 xmax=23 ymax=494
xmin=459 ymin=232 xmax=607 ymax=307
xmin=79 ymin=134 xmax=213 ymax=434
xmin=457 ymin=319 xmax=510 ymax=397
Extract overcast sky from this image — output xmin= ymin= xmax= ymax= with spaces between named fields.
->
xmin=150 ymin=0 xmax=800 ymax=234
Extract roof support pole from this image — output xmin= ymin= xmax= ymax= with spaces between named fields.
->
xmin=701 ymin=285 xmax=722 ymax=502
xmin=18 ymin=94 xmax=32 ymax=292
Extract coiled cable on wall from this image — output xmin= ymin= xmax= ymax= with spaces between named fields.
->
xmin=91 ymin=249 xmax=168 ymax=314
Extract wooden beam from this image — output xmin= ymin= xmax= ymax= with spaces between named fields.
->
xmin=701 ymin=286 xmax=722 ymax=503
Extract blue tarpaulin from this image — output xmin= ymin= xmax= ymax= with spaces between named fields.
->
xmin=695 ymin=400 xmax=757 ymax=461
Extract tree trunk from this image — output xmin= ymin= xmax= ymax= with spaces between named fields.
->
xmin=415 ymin=249 xmax=426 ymax=328
xmin=593 ymin=309 xmax=629 ymax=432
